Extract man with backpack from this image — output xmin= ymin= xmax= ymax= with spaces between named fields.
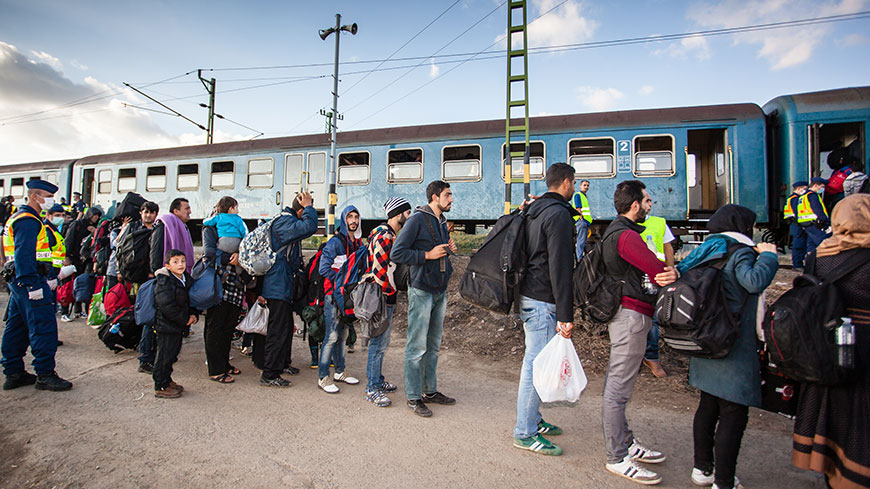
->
xmin=600 ymin=180 xmax=677 ymax=485
xmin=392 ymin=180 xmax=458 ymax=417
xmin=62 ymin=206 xmax=102 ymax=318
xmin=316 ymin=205 xmax=364 ymax=393
xmin=512 ymin=163 xmax=578 ymax=456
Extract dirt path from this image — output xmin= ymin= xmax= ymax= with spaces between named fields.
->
xmin=0 ymin=291 xmax=824 ymax=489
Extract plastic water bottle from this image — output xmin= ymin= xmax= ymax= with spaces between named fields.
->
xmin=835 ymin=317 xmax=855 ymax=369
xmin=109 ymin=322 xmax=121 ymax=335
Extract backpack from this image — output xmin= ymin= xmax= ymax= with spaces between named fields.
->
xmin=304 ymin=242 xmax=328 ymax=306
xmin=762 ymin=249 xmax=869 ymax=385
xmin=81 ymin=220 xmax=113 ymax=275
xmin=57 ymin=279 xmax=74 ymax=307
xmin=237 ymin=212 xmax=293 ymax=276
xmin=655 ymin=242 xmax=748 ymax=359
xmin=97 ymin=306 xmax=140 ymax=353
xmin=103 ymin=282 xmax=132 ymax=316
xmin=113 ymin=192 xmax=146 ymax=223
xmin=116 ymin=225 xmax=152 ymax=283
xmin=332 ymin=245 xmax=370 ymax=320
xmin=459 ymin=208 xmax=528 ymax=314
xmin=134 ymin=278 xmax=157 ymax=326
xmin=573 ymin=230 xmax=624 ymax=324
xmin=74 ymin=273 xmax=96 ymax=303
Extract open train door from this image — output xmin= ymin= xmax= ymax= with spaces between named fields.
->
xmin=687 ymin=128 xmax=730 ymax=217
xmin=81 ymin=168 xmax=95 ymax=206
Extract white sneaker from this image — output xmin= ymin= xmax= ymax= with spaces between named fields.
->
xmin=318 ymin=376 xmax=339 ymax=394
xmin=692 ymin=468 xmax=715 ymax=486
xmin=60 ymin=315 xmax=72 ymax=322
xmin=712 ymin=477 xmax=743 ymax=489
xmin=606 ymin=457 xmax=662 ymax=485
xmin=629 ymin=439 xmax=666 ymax=463
xmin=333 ymin=372 xmax=359 ymax=385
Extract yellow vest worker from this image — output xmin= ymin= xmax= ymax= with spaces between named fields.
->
xmin=571 ymin=180 xmax=592 ymax=260
xmin=785 ymin=181 xmax=809 ymax=270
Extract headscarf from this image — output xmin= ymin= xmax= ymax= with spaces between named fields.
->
xmin=707 ymin=204 xmax=756 ymax=238
xmin=815 ymin=194 xmax=870 ymax=258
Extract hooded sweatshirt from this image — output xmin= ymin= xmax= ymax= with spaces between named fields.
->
xmin=391 ymin=204 xmax=452 ymax=294
xmin=319 ymin=205 xmax=363 ymax=296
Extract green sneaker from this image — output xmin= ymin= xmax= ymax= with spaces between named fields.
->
xmin=537 ymin=419 xmax=563 ymax=436
xmin=513 ymin=434 xmax=563 ymax=456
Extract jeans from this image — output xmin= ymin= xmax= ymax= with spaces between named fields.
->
xmin=645 ymin=318 xmax=660 ymax=361
xmin=318 ymin=295 xmax=348 ymax=380
xmin=404 ymin=286 xmax=446 ymax=400
xmin=693 ymin=390 xmax=749 ymax=489
xmin=575 ymin=219 xmax=590 ymax=261
xmin=138 ymin=323 xmax=156 ymax=366
xmin=513 ymin=296 xmax=557 ymax=439
xmin=365 ymin=305 xmax=394 ymax=391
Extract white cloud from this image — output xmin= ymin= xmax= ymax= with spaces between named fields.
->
xmin=29 ymin=50 xmax=62 ymax=70
xmin=653 ymin=34 xmax=711 ymax=61
xmin=639 ymin=85 xmax=655 ymax=95
xmin=837 ymin=33 xmax=868 ymax=46
xmin=576 ymin=86 xmax=624 ymax=111
xmin=429 ymin=58 xmax=440 ymax=77
xmin=70 ymin=59 xmax=88 ymax=71
xmin=501 ymin=0 xmax=598 ymax=49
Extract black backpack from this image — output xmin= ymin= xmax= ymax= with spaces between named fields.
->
xmin=655 ymin=242 xmax=748 ymax=359
xmin=117 ymin=225 xmax=153 ymax=283
xmin=573 ymin=230 xmax=624 ymax=324
xmin=304 ymin=242 xmax=328 ymax=306
xmin=97 ymin=306 xmax=141 ymax=353
xmin=459 ymin=208 xmax=527 ymax=314
xmin=859 ymin=177 xmax=870 ymax=194
xmin=762 ymin=249 xmax=869 ymax=385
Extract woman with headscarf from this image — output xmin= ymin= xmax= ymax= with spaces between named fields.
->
xmin=792 ymin=194 xmax=870 ymax=489
xmin=677 ymin=204 xmax=779 ymax=489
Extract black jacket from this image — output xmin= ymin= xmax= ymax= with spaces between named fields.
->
xmin=149 ymin=221 xmax=166 ymax=274
xmin=154 ymin=267 xmax=195 ymax=334
xmin=519 ymin=192 xmax=578 ymax=322
xmin=391 ymin=205 xmax=452 ymax=294
xmin=601 ymin=216 xmax=655 ymax=305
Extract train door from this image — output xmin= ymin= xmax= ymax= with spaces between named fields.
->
xmin=82 ymin=168 xmax=95 ymax=205
xmin=687 ymin=129 xmax=729 ymax=215
xmin=306 ymin=151 xmax=327 ymax=212
xmin=806 ymin=121 xmax=865 ymax=179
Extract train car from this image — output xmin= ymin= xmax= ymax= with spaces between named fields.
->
xmin=0 ymin=159 xmax=74 ymax=204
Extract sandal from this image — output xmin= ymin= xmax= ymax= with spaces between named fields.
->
xmin=227 ymin=365 xmax=241 ymax=375
xmin=210 ymin=373 xmax=235 ymax=383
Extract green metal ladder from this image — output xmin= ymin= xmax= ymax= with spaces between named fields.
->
xmin=504 ymin=0 xmax=531 ymax=215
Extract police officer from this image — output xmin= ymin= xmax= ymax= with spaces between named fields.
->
xmin=1 ymin=180 xmax=72 ymax=391
xmin=43 ymin=204 xmax=68 ymax=345
xmin=71 ymin=192 xmax=87 ymax=220
xmin=571 ymin=179 xmax=593 ymax=260
xmin=799 ymin=177 xmax=832 ymax=257
xmin=784 ymin=181 xmax=809 ymax=271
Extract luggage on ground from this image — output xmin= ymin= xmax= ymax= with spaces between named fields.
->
xmin=97 ymin=306 xmax=140 ymax=353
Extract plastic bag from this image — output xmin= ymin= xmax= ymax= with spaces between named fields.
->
xmin=236 ymin=302 xmax=269 ymax=336
xmin=87 ymin=284 xmax=108 ymax=329
xmin=532 ymin=335 xmax=587 ymax=402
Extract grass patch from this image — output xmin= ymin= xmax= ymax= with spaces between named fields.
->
xmin=451 ymin=231 xmax=488 ymax=255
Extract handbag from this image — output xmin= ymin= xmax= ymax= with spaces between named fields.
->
xmin=189 ymin=257 xmax=223 ymax=311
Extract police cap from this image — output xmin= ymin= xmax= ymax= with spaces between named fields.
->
xmin=26 ymin=179 xmax=59 ymax=194
xmin=792 ymin=181 xmax=808 ymax=188
xmin=48 ymin=204 xmax=65 ymax=213
xmin=810 ymin=177 xmax=829 ymax=185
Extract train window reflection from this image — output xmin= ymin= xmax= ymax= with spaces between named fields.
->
xmin=97 ymin=169 xmax=112 ymax=194
xmin=46 ymin=174 xmax=58 ymax=185
xmin=0 ymin=179 xmax=4 ymax=195
xmin=210 ymin=161 xmax=234 ymax=190
xmin=569 ymin=138 xmax=615 ymax=177
xmin=247 ymin=158 xmax=273 ymax=188
xmin=387 ymin=148 xmax=423 ymax=184
xmin=177 ymin=163 xmax=199 ymax=191
xmin=146 ymin=166 xmax=166 ymax=192
xmin=633 ymin=135 xmax=675 ymax=176
xmin=11 ymin=178 xmax=24 ymax=197
xmin=338 ymin=152 xmax=370 ymax=185
xmin=501 ymin=141 xmax=545 ymax=181
xmin=308 ymin=153 xmax=326 ymax=184
xmin=442 ymin=145 xmax=481 ymax=182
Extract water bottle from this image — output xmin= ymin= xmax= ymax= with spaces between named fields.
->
xmin=109 ymin=322 xmax=121 ymax=335
xmin=835 ymin=317 xmax=855 ymax=369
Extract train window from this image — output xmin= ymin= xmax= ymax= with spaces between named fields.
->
xmin=501 ymin=141 xmax=545 ymax=181
xmin=284 ymin=154 xmax=303 ymax=185
xmin=686 ymin=154 xmax=697 ymax=187
xmin=568 ymin=138 xmax=615 ymax=177
xmin=29 ymin=176 xmax=41 ymax=181
xmin=0 ymin=179 xmax=4 ymax=195
xmin=387 ymin=148 xmax=423 ymax=184
xmin=247 ymin=158 xmax=273 ymax=188
xmin=97 ymin=169 xmax=112 ymax=194
xmin=442 ymin=145 xmax=481 ymax=182
xmin=210 ymin=161 xmax=234 ymax=190
xmin=46 ymin=174 xmax=58 ymax=185
xmin=10 ymin=178 xmax=24 ymax=197
xmin=633 ymin=135 xmax=675 ymax=176
xmin=146 ymin=166 xmax=166 ymax=192
xmin=177 ymin=163 xmax=199 ymax=191
xmin=308 ymin=152 xmax=326 ymax=184
xmin=117 ymin=168 xmax=136 ymax=193
xmin=337 ymin=152 xmax=370 ymax=185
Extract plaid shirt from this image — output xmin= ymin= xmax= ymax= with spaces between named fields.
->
xmin=362 ymin=223 xmax=396 ymax=297
xmin=220 ymin=266 xmax=245 ymax=308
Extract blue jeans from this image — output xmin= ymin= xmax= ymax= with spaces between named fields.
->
xmin=789 ymin=223 xmax=807 ymax=268
xmin=575 ymin=219 xmax=590 ymax=261
xmin=366 ymin=305 xmax=394 ymax=391
xmin=513 ymin=296 xmax=557 ymax=439
xmin=404 ymin=287 xmax=446 ymax=400
xmin=138 ymin=323 xmax=156 ymax=365
xmin=318 ymin=295 xmax=347 ymax=380
xmin=645 ymin=319 xmax=660 ymax=361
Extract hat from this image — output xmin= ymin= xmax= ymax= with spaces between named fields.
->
xmin=73 ymin=191 xmax=81 ymax=196
xmin=383 ymin=197 xmax=411 ymax=219
xmin=792 ymin=181 xmax=808 ymax=188
xmin=26 ymin=180 xmax=58 ymax=194
xmin=810 ymin=177 xmax=829 ymax=185
xmin=48 ymin=204 xmax=65 ymax=213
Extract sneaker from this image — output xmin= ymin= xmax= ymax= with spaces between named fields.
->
xmin=318 ymin=376 xmax=339 ymax=393
xmin=138 ymin=363 xmax=154 ymax=374
xmin=34 ymin=372 xmax=73 ymax=391
xmin=407 ymin=399 xmax=432 ymax=417
xmin=605 ymin=456 xmax=662 ymax=485
xmin=642 ymin=359 xmax=668 ymax=378
xmin=60 ymin=314 xmax=72 ymax=322
xmin=691 ymin=468 xmax=715 ymax=486
xmin=629 ymin=439 xmax=666 ymax=463
xmin=513 ymin=434 xmax=563 ymax=456
xmin=3 ymin=371 xmax=37 ymax=390
xmin=347 ymin=346 xmax=355 ymax=353
xmin=537 ymin=419 xmax=563 ymax=436
xmin=240 ymin=346 xmax=253 ymax=357
xmin=711 ymin=477 xmax=743 ymax=489
xmin=154 ymin=384 xmax=182 ymax=398
xmin=422 ymin=391 xmax=455 ymax=405
xmin=284 ymin=365 xmax=300 ymax=375
xmin=381 ymin=381 xmax=398 ymax=393
xmin=260 ymin=375 xmax=292 ymax=387
xmin=333 ymin=371 xmax=359 ymax=385
xmin=365 ymin=389 xmax=392 ymax=407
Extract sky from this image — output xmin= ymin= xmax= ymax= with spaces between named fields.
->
xmin=1 ymin=0 xmax=869 ymax=164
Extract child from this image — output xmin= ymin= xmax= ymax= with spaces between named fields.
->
xmin=153 ymin=249 xmax=197 ymax=398
xmin=203 ymin=196 xmax=247 ymax=254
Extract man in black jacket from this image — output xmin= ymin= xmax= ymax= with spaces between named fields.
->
xmin=512 ymin=162 xmax=578 ymax=456
xmin=62 ymin=206 xmax=102 ymax=318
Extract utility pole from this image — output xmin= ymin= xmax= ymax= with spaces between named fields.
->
xmin=198 ymin=69 xmax=216 ymax=144
xmin=320 ymin=108 xmax=344 ymax=134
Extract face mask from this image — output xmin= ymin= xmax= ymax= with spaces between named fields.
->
xmin=40 ymin=197 xmax=55 ymax=211
xmin=51 ymin=216 xmax=64 ymax=227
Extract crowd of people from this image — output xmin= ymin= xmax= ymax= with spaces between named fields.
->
xmin=1 ymin=163 xmax=868 ymax=488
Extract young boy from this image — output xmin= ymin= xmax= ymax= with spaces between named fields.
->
xmin=203 ymin=196 xmax=247 ymax=254
xmin=153 ymin=249 xmax=197 ymax=398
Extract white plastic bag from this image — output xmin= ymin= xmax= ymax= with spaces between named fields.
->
xmin=236 ymin=302 xmax=269 ymax=336
xmin=532 ymin=335 xmax=587 ymax=402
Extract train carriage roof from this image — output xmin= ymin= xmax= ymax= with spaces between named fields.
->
xmin=0 ymin=159 xmax=75 ymax=173
xmin=763 ymin=86 xmax=870 ymax=119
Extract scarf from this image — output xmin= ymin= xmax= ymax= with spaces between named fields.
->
xmin=157 ymin=213 xmax=194 ymax=273
xmin=815 ymin=194 xmax=870 ymax=258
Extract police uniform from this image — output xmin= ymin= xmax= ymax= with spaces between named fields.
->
xmin=571 ymin=189 xmax=593 ymax=260
xmin=784 ymin=181 xmax=808 ymax=269
xmin=801 ymin=177 xmax=832 ymax=256
xmin=1 ymin=180 xmax=72 ymax=391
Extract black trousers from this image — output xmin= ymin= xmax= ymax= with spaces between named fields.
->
xmin=204 ymin=302 xmax=241 ymax=376
xmin=152 ymin=331 xmax=183 ymax=390
xmin=693 ymin=390 xmax=749 ymax=488
xmin=261 ymin=299 xmax=293 ymax=379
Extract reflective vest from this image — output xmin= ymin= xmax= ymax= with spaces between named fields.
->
xmin=44 ymin=221 xmax=66 ymax=268
xmin=639 ymin=216 xmax=667 ymax=262
xmin=782 ymin=192 xmax=800 ymax=220
xmin=3 ymin=212 xmax=53 ymax=263
xmin=572 ymin=191 xmax=592 ymax=223
xmin=796 ymin=193 xmax=827 ymax=224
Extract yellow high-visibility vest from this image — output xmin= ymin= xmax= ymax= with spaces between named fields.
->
xmin=783 ymin=193 xmax=800 ymax=220
xmin=3 ymin=212 xmax=52 ymax=263
xmin=45 ymin=222 xmax=66 ymax=268
xmin=640 ymin=216 xmax=667 ymax=262
xmin=796 ymin=193 xmax=827 ymax=224
xmin=572 ymin=191 xmax=592 ymax=223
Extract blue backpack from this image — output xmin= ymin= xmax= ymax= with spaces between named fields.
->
xmin=332 ymin=246 xmax=369 ymax=319
xmin=134 ymin=278 xmax=156 ymax=326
